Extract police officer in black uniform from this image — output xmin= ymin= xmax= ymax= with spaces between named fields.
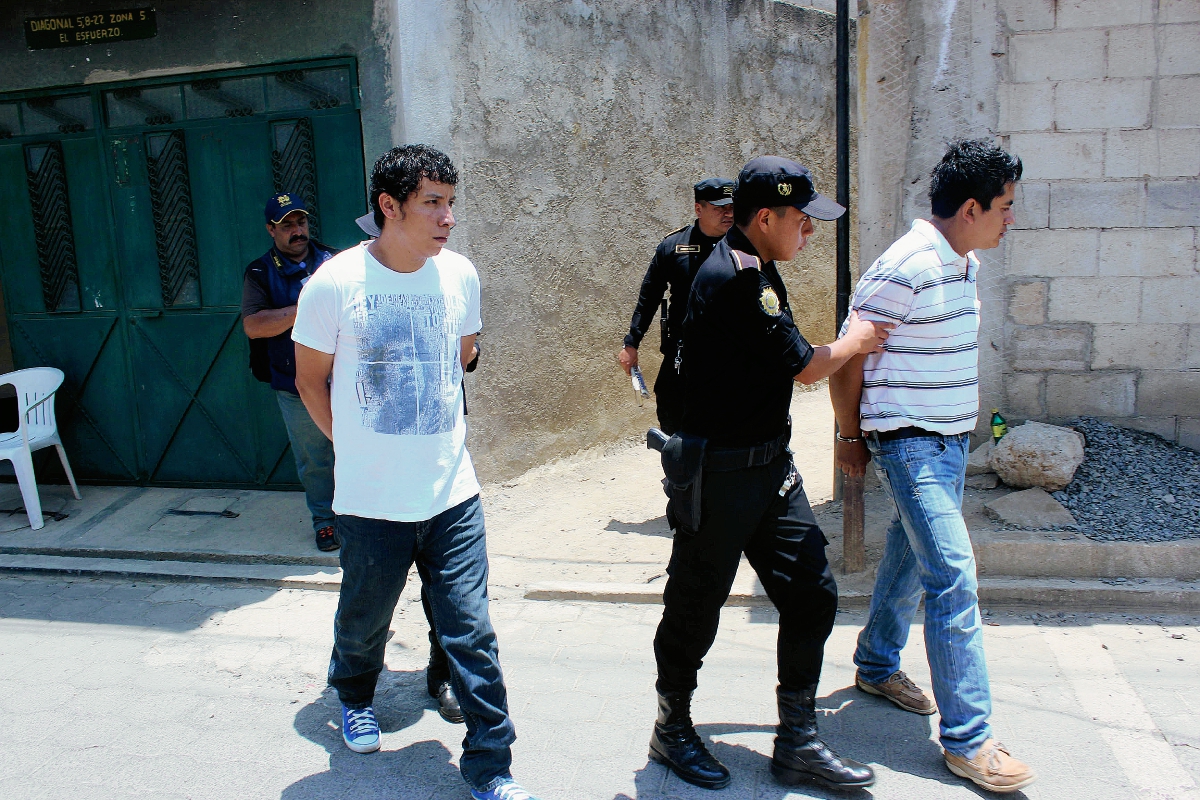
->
xmin=648 ymin=157 xmax=892 ymax=791
xmin=619 ymin=178 xmax=735 ymax=433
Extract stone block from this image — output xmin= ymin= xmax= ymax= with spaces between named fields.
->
xmin=1046 ymin=372 xmax=1137 ymax=416
xmin=1008 ymin=281 xmax=1047 ymax=325
xmin=1141 ymin=277 xmax=1200 ymax=323
xmin=1011 ymin=181 xmax=1049 ymax=229
xmin=998 ymin=0 xmax=1054 ymax=31
xmin=1055 ymin=80 xmax=1151 ymax=131
xmin=1056 ymin=0 xmax=1153 ymax=28
xmin=1098 ymin=227 xmax=1197 ymax=276
xmin=1114 ymin=416 xmax=1179 ymax=441
xmin=1048 ymin=278 xmax=1141 ymax=323
xmin=998 ymin=82 xmax=1053 ymax=133
xmin=985 ymin=487 xmax=1078 ymax=528
xmin=1137 ymin=371 xmax=1200 ymax=416
xmin=1009 ymin=132 xmax=1103 ymax=179
xmin=1161 ymin=24 xmax=1200 ymax=75
xmin=1011 ymin=325 xmax=1091 ymax=370
xmin=1007 ymin=229 xmax=1099 ymax=276
xmin=1161 ymin=0 xmax=1200 ymax=23
xmin=1106 ymin=129 xmax=1200 ymax=179
xmin=1107 ymin=25 xmax=1156 ymax=78
xmin=967 ymin=438 xmax=995 ymax=476
xmin=1146 ymin=180 xmax=1200 ymax=228
xmin=968 ymin=472 xmax=1001 ymax=490
xmin=1179 ymin=417 xmax=1200 ymax=451
xmin=992 ymin=422 xmax=1086 ymax=491
xmin=1005 ymin=372 xmax=1045 ymax=418
xmin=1091 ymin=324 xmax=1187 ymax=368
xmin=1157 ymin=78 xmax=1200 ymax=128
xmin=1009 ymin=30 xmax=1106 ymax=82
xmin=1049 ymin=181 xmax=1146 ymax=229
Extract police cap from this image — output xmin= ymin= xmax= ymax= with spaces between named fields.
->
xmin=734 ymin=156 xmax=845 ymax=221
xmin=264 ymin=192 xmax=311 ymax=224
xmin=693 ymin=177 xmax=735 ymax=206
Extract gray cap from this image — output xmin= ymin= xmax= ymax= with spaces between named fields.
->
xmin=355 ymin=212 xmax=381 ymax=238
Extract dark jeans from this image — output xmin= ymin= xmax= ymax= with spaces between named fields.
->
xmin=654 ymin=453 xmax=838 ymax=695
xmin=328 ymin=496 xmax=515 ymax=792
xmin=419 ymin=575 xmax=451 ymax=692
xmin=653 ymin=359 xmax=684 ymax=435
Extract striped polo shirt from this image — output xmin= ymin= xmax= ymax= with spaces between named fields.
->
xmin=843 ymin=218 xmax=981 ymax=435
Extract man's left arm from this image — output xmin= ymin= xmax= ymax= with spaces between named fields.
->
xmin=830 ymin=354 xmax=870 ymax=476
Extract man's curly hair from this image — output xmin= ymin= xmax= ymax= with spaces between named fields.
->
xmin=369 ymin=144 xmax=458 ymax=229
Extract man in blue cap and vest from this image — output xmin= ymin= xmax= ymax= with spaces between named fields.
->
xmin=242 ymin=192 xmax=340 ymax=552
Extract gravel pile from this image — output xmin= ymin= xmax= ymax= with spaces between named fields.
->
xmin=1051 ymin=417 xmax=1200 ymax=542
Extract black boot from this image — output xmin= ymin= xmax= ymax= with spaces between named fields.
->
xmin=772 ymin=687 xmax=875 ymax=790
xmin=648 ymin=690 xmax=731 ymax=789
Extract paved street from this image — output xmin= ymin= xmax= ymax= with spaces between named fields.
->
xmin=1 ymin=573 xmax=1197 ymax=800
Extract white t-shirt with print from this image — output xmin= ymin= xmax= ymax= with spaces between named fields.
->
xmin=292 ymin=242 xmax=482 ymax=522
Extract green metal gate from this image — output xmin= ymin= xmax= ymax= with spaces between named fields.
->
xmin=0 ymin=59 xmax=366 ymax=487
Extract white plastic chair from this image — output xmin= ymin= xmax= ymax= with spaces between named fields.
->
xmin=0 ymin=367 xmax=81 ymax=530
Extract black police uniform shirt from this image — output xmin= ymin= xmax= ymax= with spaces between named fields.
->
xmin=624 ymin=222 xmax=723 ymax=355
xmin=680 ymin=225 xmax=814 ymax=448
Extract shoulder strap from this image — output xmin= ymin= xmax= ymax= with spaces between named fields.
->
xmin=730 ymin=249 xmax=761 ymax=272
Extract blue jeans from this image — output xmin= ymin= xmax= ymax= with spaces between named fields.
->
xmin=328 ymin=496 xmax=516 ymax=792
xmin=853 ymin=432 xmax=993 ymax=758
xmin=276 ymin=390 xmax=335 ymax=533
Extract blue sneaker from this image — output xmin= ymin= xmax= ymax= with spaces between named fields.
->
xmin=341 ymin=705 xmax=380 ymax=753
xmin=470 ymin=779 xmax=541 ymax=800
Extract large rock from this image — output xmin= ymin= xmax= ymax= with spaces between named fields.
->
xmin=966 ymin=438 xmax=994 ymax=476
xmin=984 ymin=487 xmax=1078 ymax=530
xmin=991 ymin=421 xmax=1085 ymax=491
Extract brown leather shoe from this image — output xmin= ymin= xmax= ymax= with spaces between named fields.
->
xmin=856 ymin=670 xmax=936 ymax=715
xmin=944 ymin=739 xmax=1036 ymax=793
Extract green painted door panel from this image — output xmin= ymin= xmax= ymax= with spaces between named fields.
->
xmin=312 ymin=113 xmax=367 ymax=250
xmin=0 ymin=142 xmax=48 ymax=316
xmin=106 ymin=134 xmax=163 ymax=311
xmin=61 ymin=137 xmax=120 ymax=312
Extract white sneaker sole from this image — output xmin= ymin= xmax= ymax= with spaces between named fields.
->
xmin=343 ymin=735 xmax=380 ymax=753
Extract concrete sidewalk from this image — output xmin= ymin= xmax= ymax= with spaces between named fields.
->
xmin=0 ymin=389 xmax=1196 ymax=609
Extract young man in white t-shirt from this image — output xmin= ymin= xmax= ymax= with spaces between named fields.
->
xmin=292 ymin=145 xmax=540 ymax=800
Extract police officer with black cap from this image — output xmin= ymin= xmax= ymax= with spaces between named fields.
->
xmin=648 ymin=157 xmax=892 ymax=791
xmin=618 ymin=177 xmax=734 ymax=433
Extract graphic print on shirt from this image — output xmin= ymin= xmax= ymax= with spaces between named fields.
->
xmin=351 ymin=293 xmax=463 ymax=436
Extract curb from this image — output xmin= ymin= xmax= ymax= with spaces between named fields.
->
xmin=525 ymin=577 xmax=1200 ymax=612
xmin=0 ymin=554 xmax=342 ymax=591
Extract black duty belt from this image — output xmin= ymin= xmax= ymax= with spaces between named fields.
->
xmin=705 ymin=430 xmax=791 ymax=472
xmin=869 ymin=426 xmax=940 ymax=442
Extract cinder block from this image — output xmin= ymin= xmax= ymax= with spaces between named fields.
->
xmin=1146 ymin=180 xmax=1200 ymax=228
xmin=1137 ymin=371 xmax=1200 ymax=416
xmin=1048 ymin=277 xmax=1141 ymax=323
xmin=1115 ymin=416 xmax=1179 ymax=441
xmin=1107 ymin=25 xmax=1156 ymax=78
xmin=1056 ymin=0 xmax=1152 ymax=28
xmin=1091 ymin=323 xmax=1187 ymax=368
xmin=1004 ymin=372 xmax=1044 ymax=418
xmin=1011 ymin=324 xmax=1091 ymax=370
xmin=1106 ymin=129 xmax=1200 ymax=179
xmin=998 ymin=0 xmax=1054 ymax=31
xmin=1189 ymin=324 xmax=1200 ymax=367
xmin=1008 ymin=281 xmax=1047 ymax=324
xmin=1055 ymin=80 xmax=1151 ymax=131
xmin=1010 ymin=30 xmax=1106 ymax=82
xmin=998 ymin=82 xmax=1054 ymax=132
xmin=1046 ymin=372 xmax=1136 ymax=416
xmin=1007 ymin=229 xmax=1099 ymax=276
xmin=1141 ymin=277 xmax=1200 ymax=323
xmin=1098 ymin=227 xmax=1196 ymax=277
xmin=1050 ymin=181 xmax=1146 ymax=229
xmin=1161 ymin=23 xmax=1200 ymax=75
xmin=1011 ymin=181 xmax=1049 ymax=229
xmin=1157 ymin=78 xmax=1200 ymax=128
xmin=1161 ymin=0 xmax=1200 ymax=24
xmin=1009 ymin=133 xmax=1103 ymax=179
xmin=1179 ymin=417 xmax=1200 ymax=451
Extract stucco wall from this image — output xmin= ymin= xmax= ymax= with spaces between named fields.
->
xmin=389 ymin=0 xmax=856 ymax=480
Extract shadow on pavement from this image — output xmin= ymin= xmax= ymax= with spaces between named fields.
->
xmin=604 ymin=516 xmax=673 ymax=538
xmin=286 ymin=668 xmax=463 ymax=799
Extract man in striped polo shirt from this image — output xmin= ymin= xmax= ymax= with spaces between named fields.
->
xmin=830 ymin=139 xmax=1036 ymax=794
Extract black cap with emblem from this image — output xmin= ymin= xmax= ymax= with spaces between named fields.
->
xmin=733 ymin=156 xmax=845 ymax=220
xmin=693 ymin=177 xmax=735 ymax=206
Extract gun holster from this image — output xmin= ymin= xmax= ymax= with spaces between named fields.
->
xmin=659 ymin=431 xmax=707 ymax=535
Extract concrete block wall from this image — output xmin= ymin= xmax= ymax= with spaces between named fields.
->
xmin=997 ymin=0 xmax=1200 ymax=448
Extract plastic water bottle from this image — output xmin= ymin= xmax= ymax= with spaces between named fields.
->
xmin=991 ymin=408 xmax=1008 ymax=442
xmin=631 ymin=366 xmax=650 ymax=407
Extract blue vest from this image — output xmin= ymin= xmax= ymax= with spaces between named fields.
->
xmin=256 ymin=244 xmax=335 ymax=394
